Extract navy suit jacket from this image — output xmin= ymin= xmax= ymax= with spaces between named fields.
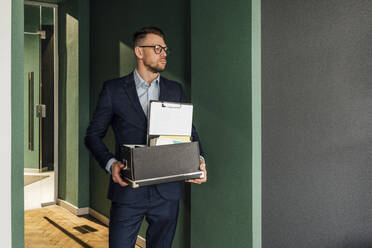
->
xmin=85 ymin=72 xmax=204 ymax=203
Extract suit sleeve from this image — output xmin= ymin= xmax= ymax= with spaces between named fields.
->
xmin=178 ymin=84 xmax=206 ymax=159
xmin=85 ymin=82 xmax=115 ymax=171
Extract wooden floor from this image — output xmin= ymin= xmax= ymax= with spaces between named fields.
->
xmin=25 ymin=205 xmax=141 ymax=248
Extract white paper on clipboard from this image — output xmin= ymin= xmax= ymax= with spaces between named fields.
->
xmin=148 ymin=101 xmax=193 ymax=136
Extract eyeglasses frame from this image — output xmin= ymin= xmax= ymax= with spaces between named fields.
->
xmin=139 ymin=44 xmax=170 ymax=55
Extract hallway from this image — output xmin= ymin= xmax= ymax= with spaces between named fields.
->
xmin=24 ymin=205 xmax=141 ymax=248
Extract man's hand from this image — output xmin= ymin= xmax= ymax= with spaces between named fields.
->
xmin=186 ymin=158 xmax=207 ymax=184
xmin=111 ymin=161 xmax=128 ymax=187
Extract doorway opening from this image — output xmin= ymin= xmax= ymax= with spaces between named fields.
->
xmin=24 ymin=0 xmax=58 ymax=210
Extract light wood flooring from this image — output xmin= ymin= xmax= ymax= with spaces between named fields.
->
xmin=25 ymin=205 xmax=141 ymax=248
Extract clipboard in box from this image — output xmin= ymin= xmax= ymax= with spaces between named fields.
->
xmin=147 ymin=100 xmax=193 ymax=144
xmin=119 ymin=101 xmax=204 ymax=188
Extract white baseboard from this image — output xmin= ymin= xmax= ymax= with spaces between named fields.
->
xmin=56 ymin=198 xmax=89 ymax=216
xmin=88 ymin=208 xmax=109 ymax=226
xmin=57 ymin=200 xmax=146 ymax=247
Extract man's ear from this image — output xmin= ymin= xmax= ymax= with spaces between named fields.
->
xmin=134 ymin=46 xmax=143 ymax=59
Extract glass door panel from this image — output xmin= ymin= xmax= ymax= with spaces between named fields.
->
xmin=24 ymin=4 xmax=41 ymax=170
xmin=24 ymin=3 xmax=57 ymax=210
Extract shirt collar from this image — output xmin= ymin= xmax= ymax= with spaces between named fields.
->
xmin=134 ymin=69 xmax=160 ymax=89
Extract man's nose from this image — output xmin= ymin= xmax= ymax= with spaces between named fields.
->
xmin=160 ymin=49 xmax=167 ymax=57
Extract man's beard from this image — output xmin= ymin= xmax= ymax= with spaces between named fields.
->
xmin=145 ymin=62 xmax=166 ymax=73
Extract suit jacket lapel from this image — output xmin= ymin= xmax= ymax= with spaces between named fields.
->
xmin=122 ymin=73 xmax=147 ymax=122
xmin=159 ymin=77 xmax=169 ymax=101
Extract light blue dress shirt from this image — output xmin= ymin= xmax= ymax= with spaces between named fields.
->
xmin=133 ymin=68 xmax=160 ymax=117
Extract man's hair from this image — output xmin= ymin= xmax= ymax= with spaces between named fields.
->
xmin=133 ymin=27 xmax=165 ymax=47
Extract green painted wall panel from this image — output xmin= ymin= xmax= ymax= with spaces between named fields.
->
xmin=190 ymin=0 xmax=253 ymax=247
xmin=58 ymin=0 xmax=70 ymax=203
xmin=65 ymin=10 xmax=79 ymax=206
xmin=251 ymin=0 xmax=262 ymax=247
xmin=58 ymin=0 xmax=90 ymax=208
xmin=12 ymin=0 xmax=25 ymax=247
xmin=90 ymin=0 xmax=189 ymax=245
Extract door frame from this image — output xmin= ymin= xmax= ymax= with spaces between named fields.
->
xmin=24 ymin=0 xmax=58 ymax=203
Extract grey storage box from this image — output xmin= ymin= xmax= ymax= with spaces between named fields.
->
xmin=119 ymin=101 xmax=203 ymax=188
xmin=120 ymin=142 xmax=203 ymax=188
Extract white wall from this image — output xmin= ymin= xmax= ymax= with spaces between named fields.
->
xmin=0 ymin=0 xmax=12 ymax=246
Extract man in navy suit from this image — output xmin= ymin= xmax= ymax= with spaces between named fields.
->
xmin=85 ymin=27 xmax=207 ymax=248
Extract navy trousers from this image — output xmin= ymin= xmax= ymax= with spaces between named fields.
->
xmin=109 ymin=186 xmax=180 ymax=248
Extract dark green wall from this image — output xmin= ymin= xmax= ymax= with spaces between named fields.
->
xmin=24 ymin=5 xmax=39 ymax=32
xmin=58 ymin=0 xmax=90 ymax=208
xmin=89 ymin=0 xmax=190 ymax=246
xmin=12 ymin=0 xmax=25 ymax=247
xmin=89 ymin=1 xmax=262 ymax=247
xmin=42 ymin=6 xmax=54 ymax=25
xmin=190 ymin=0 xmax=259 ymax=247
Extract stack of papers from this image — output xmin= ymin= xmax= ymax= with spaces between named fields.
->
xmin=150 ymin=135 xmax=191 ymax=146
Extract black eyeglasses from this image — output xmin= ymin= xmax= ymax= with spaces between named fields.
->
xmin=139 ymin=44 xmax=170 ymax=55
